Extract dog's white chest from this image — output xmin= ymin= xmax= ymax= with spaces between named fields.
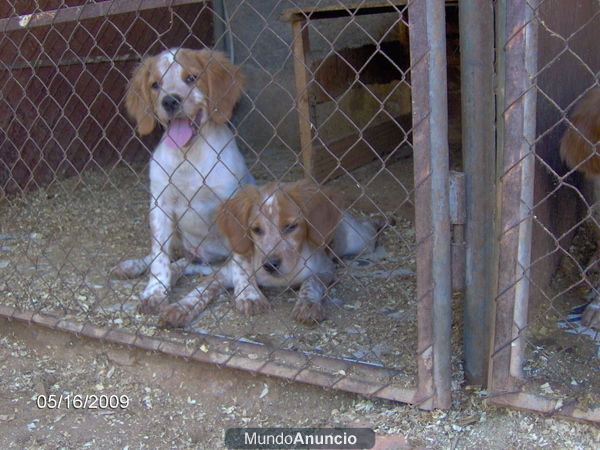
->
xmin=151 ymin=143 xmax=209 ymax=193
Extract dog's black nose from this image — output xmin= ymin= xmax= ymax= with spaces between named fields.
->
xmin=162 ymin=95 xmax=182 ymax=114
xmin=263 ymin=257 xmax=281 ymax=274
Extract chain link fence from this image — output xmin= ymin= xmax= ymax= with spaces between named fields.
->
xmin=0 ymin=0 xmax=458 ymax=409
xmin=489 ymin=0 xmax=599 ymax=422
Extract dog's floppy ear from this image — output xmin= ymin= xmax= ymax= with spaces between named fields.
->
xmin=125 ymin=56 xmax=157 ymax=135
xmin=195 ymin=49 xmax=244 ymax=125
xmin=217 ymin=186 xmax=258 ymax=255
xmin=286 ymin=180 xmax=342 ymax=247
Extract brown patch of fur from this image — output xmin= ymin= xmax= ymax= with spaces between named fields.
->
xmin=560 ymin=88 xmax=600 ymax=177
xmin=125 ymin=55 xmax=159 ymax=135
xmin=185 ymin=49 xmax=245 ymax=125
xmin=284 ymin=180 xmax=343 ymax=247
xmin=217 ymin=185 xmax=260 ymax=255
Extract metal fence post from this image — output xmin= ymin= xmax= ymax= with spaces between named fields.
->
xmin=458 ymin=0 xmax=496 ymax=386
xmin=409 ymin=0 xmax=452 ymax=409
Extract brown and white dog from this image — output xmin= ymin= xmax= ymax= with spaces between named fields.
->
xmin=560 ymin=87 xmax=600 ymax=329
xmin=160 ymin=180 xmax=383 ymax=326
xmin=111 ymin=48 xmax=254 ymax=313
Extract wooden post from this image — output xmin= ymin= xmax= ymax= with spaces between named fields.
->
xmin=291 ymin=19 xmax=314 ymax=177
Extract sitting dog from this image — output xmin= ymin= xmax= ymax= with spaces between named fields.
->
xmin=559 ymin=87 xmax=600 ymax=329
xmin=160 ymin=180 xmax=384 ymax=326
xmin=111 ymin=48 xmax=254 ymax=313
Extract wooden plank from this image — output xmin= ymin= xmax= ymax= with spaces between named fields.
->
xmin=6 ymin=53 xmax=139 ymax=71
xmin=398 ymin=18 xmax=410 ymax=47
xmin=312 ymin=41 xmax=410 ymax=104
xmin=0 ymin=1 xmax=213 ymax=196
xmin=0 ymin=0 xmax=207 ymax=32
xmin=281 ymin=0 xmax=456 ymax=23
xmin=312 ymin=115 xmax=411 ymax=183
xmin=281 ymin=1 xmax=410 ymax=23
xmin=291 ymin=19 xmax=314 ymax=177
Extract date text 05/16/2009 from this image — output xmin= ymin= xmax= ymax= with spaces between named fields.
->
xmin=35 ymin=394 xmax=129 ymax=410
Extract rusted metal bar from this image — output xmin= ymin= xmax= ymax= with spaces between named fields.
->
xmin=408 ymin=0 xmax=452 ymax=410
xmin=510 ymin=0 xmax=538 ymax=381
xmin=0 ymin=0 xmax=208 ymax=32
xmin=0 ymin=305 xmax=419 ymax=405
xmin=489 ymin=0 xmax=538 ymax=393
xmin=489 ymin=0 xmax=513 ymax=394
xmin=489 ymin=393 xmax=600 ymax=424
xmin=458 ymin=0 xmax=496 ymax=385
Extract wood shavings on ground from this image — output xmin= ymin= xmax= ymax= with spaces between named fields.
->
xmin=522 ymin=222 xmax=600 ymax=399
xmin=0 ymin=161 xmax=436 ymax=387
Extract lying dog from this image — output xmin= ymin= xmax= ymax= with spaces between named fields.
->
xmin=111 ymin=48 xmax=253 ymax=313
xmin=559 ymin=87 xmax=600 ymax=329
xmin=160 ymin=180 xmax=384 ymax=326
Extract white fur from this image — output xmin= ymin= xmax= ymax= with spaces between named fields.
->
xmin=140 ymin=122 xmax=252 ymax=307
xmin=111 ymin=48 xmax=253 ymax=313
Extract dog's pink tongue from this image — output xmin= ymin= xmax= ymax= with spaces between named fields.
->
xmin=164 ymin=118 xmax=193 ymax=149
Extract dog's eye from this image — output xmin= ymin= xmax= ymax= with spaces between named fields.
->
xmin=185 ymin=74 xmax=198 ymax=84
xmin=151 ymin=81 xmax=160 ymax=90
xmin=283 ymin=223 xmax=298 ymax=234
xmin=251 ymin=226 xmax=263 ymax=236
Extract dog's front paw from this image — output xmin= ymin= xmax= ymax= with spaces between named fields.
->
xmin=582 ymin=300 xmax=600 ymax=330
xmin=235 ymin=290 xmax=270 ymax=316
xmin=160 ymin=303 xmax=193 ymax=328
xmin=292 ymin=300 xmax=326 ymax=324
xmin=109 ymin=262 xmax=131 ymax=279
xmin=139 ymin=285 xmax=169 ymax=314
xmin=109 ymin=258 xmax=149 ymax=279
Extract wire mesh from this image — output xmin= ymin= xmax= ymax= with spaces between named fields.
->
xmin=489 ymin=0 xmax=600 ymax=422
xmin=0 ymin=0 xmax=457 ymax=408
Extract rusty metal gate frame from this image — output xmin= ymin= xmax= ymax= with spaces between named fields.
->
xmin=488 ymin=0 xmax=600 ymax=422
xmin=0 ymin=0 xmax=452 ymax=410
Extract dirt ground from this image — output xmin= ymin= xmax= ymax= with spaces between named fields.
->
xmin=0 ymin=155 xmax=423 ymax=386
xmin=0 ymin=319 xmax=598 ymax=449
xmin=0 ymin=152 xmax=599 ymax=448
xmin=520 ymin=221 xmax=600 ymax=399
